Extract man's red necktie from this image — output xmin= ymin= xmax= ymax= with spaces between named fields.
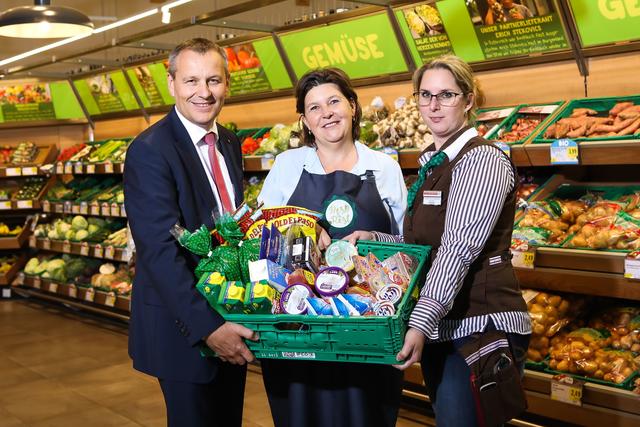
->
xmin=204 ymin=132 xmax=234 ymax=213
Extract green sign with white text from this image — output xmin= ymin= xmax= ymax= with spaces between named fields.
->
xmin=395 ymin=3 xmax=454 ymax=65
xmin=569 ymin=0 xmax=640 ymax=46
xmin=279 ymin=13 xmax=408 ymax=79
xmin=73 ymin=70 xmax=140 ymax=116
xmin=0 ymin=81 xmax=84 ymax=123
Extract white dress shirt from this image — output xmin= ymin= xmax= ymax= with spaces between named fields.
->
xmin=175 ymin=108 xmax=236 ymax=216
xmin=258 ymin=141 xmax=407 ymax=233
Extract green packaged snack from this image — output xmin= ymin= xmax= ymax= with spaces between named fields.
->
xmin=219 ymin=281 xmax=245 ymax=313
xmin=238 ymin=238 xmax=261 ymax=283
xmin=196 ymin=272 xmax=226 ymax=308
xmin=244 ymin=280 xmax=279 ymax=314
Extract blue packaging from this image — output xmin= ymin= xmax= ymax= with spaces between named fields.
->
xmin=307 ymin=297 xmax=332 ymax=316
xmin=267 ymin=224 xmax=285 ymax=265
xmin=341 ymin=293 xmax=374 ymax=315
xmin=259 ymin=225 xmax=270 ymax=259
xmin=248 ymin=259 xmax=291 ymax=293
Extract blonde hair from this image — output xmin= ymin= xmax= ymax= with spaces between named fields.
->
xmin=412 ymin=54 xmax=478 ymax=123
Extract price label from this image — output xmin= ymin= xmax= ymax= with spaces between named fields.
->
xmin=519 ymin=104 xmax=558 ymax=115
xmin=14 ymin=272 xmax=25 ymax=286
xmin=42 ymin=238 xmax=51 ymax=250
xmin=550 ymin=139 xmax=579 ymax=165
xmin=62 ymin=240 xmax=71 ymax=253
xmin=94 ymin=244 xmax=104 ymax=258
xmin=48 ymin=282 xmax=59 ymax=293
xmin=104 ymin=245 xmax=115 ymax=260
xmin=104 ymin=162 xmax=114 ymax=174
xmin=110 ymin=203 xmax=120 ymax=217
xmin=5 ymin=167 xmax=21 ymax=177
xmin=101 ymin=203 xmax=110 ymax=216
xmin=80 ymin=202 xmax=88 ymax=215
xmin=260 ymin=154 xmax=275 ymax=170
xmin=33 ymin=276 xmax=41 ymax=289
xmin=56 ymin=162 xmax=64 ymax=174
xmin=64 ymin=162 xmax=73 ymax=174
xmin=63 ymin=201 xmax=72 ymax=214
xmin=29 ymin=235 xmax=36 ymax=247
xmin=72 ymin=204 xmax=80 ymax=214
xmin=80 ymin=242 xmax=90 ymax=256
xmin=105 ymin=292 xmax=116 ymax=307
xmin=624 ymin=252 xmax=640 ymax=279
xmin=68 ymin=284 xmax=77 ymax=298
xmin=85 ymin=164 xmax=96 ymax=174
xmin=0 ymin=201 xmax=12 ymax=210
xmin=42 ymin=200 xmax=50 ymax=212
xmin=115 ymin=163 xmax=124 ymax=173
xmin=120 ymin=204 xmax=126 ymax=217
xmin=551 ymin=377 xmax=583 ymax=406
xmin=54 ymin=203 xmax=63 ymax=213
xmin=493 ymin=142 xmax=511 ymax=158
xmin=90 ymin=203 xmax=100 ymax=216
xmin=85 ymin=287 xmax=95 ymax=302
xmin=511 ymin=248 xmax=536 ymax=269
xmin=16 ymin=200 xmax=33 ymax=209
xmin=477 ymin=107 xmax=514 ymax=121
xmin=382 ymin=147 xmax=399 ymax=162
xmin=22 ymin=167 xmax=38 ymax=176
xmin=74 ymin=162 xmax=84 ymax=174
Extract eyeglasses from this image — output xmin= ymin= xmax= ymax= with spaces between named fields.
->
xmin=413 ymin=90 xmax=463 ymax=107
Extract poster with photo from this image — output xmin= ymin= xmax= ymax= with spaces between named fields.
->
xmin=0 ymin=83 xmax=55 ymax=122
xmin=226 ymin=43 xmax=272 ymax=96
xmin=127 ymin=65 xmax=164 ymax=107
xmin=465 ymin=0 xmax=568 ymax=59
xmin=396 ymin=3 xmax=453 ymax=64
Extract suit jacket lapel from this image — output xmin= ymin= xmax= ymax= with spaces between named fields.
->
xmin=168 ymin=109 xmax=217 ymax=216
xmin=216 ymin=126 xmax=244 ymax=206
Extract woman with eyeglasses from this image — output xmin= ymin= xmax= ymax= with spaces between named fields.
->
xmin=345 ymin=55 xmax=531 ymax=426
xmin=257 ymin=67 xmax=407 ymax=427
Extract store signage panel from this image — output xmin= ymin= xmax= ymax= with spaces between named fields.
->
xmin=73 ymin=70 xmax=140 ymax=116
xmin=126 ymin=64 xmax=167 ymax=108
xmin=569 ymin=0 xmax=640 ymax=47
xmin=279 ymin=13 xmax=409 ymax=80
xmin=0 ymin=81 xmax=84 ymax=123
xmin=435 ymin=0 xmax=569 ymax=63
xmin=395 ymin=3 xmax=454 ymax=65
xmin=226 ymin=38 xmax=292 ymax=97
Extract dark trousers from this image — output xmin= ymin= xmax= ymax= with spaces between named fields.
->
xmin=158 ymin=364 xmax=247 ymax=427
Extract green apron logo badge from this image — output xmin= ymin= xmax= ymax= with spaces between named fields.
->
xmin=323 ymin=195 xmax=357 ymax=230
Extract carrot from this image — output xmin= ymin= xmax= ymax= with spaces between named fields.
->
xmin=609 ymin=102 xmax=634 ymax=116
xmin=617 ymin=117 xmax=640 ymax=136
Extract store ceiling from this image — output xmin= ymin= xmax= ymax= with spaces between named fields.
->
xmin=0 ymin=0 xmax=399 ymax=79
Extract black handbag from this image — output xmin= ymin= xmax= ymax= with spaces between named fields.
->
xmin=457 ymin=330 xmax=528 ymax=427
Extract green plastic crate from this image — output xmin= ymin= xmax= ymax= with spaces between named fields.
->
xmin=236 ymin=127 xmax=262 ymax=139
xmin=488 ymin=102 xmax=564 ymax=145
xmin=475 ymin=105 xmax=520 ymax=140
xmin=533 ymin=95 xmax=640 ymax=144
xmin=200 ymin=240 xmax=431 ymax=364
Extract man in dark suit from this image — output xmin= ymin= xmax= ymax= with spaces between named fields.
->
xmin=124 ymin=38 xmax=257 ymax=427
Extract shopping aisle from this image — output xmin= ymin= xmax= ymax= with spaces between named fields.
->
xmin=0 ymin=299 xmax=430 ymax=426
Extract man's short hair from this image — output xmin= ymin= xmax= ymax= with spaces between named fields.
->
xmin=168 ymin=38 xmax=229 ymax=79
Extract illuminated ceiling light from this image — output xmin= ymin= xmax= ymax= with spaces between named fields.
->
xmin=161 ymin=11 xmax=171 ymax=24
xmin=93 ymin=9 xmax=158 ymax=34
xmin=0 ymin=0 xmax=94 ymax=39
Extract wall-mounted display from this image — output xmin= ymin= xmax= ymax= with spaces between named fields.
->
xmin=73 ymin=71 xmax=140 ymax=116
xmin=0 ymin=81 xmax=85 ymax=123
xmin=569 ymin=0 xmax=640 ymax=47
xmin=279 ymin=12 xmax=409 ymax=80
xmin=395 ymin=3 xmax=454 ymax=64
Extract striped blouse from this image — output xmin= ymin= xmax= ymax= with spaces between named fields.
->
xmin=372 ymin=136 xmax=531 ymax=342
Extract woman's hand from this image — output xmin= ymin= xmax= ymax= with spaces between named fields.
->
xmin=393 ymin=328 xmax=426 ymax=371
xmin=342 ymin=230 xmax=374 ymax=246
xmin=316 ymin=224 xmax=332 ymax=250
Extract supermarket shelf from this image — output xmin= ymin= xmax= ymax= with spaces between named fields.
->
xmin=515 ymin=267 xmax=640 ymax=301
xmin=403 ymin=366 xmax=640 ymax=427
xmin=0 ymin=254 xmax=27 ymax=285
xmin=29 ymin=236 xmax=130 ymax=262
xmin=0 ymin=176 xmax=54 ymax=211
xmin=533 ymin=247 xmax=628 ymax=274
xmin=0 ymin=143 xmax=58 ymax=177
xmin=42 ymin=200 xmax=126 ymax=218
xmin=14 ymin=279 xmax=130 ymax=322
xmin=53 ymin=161 xmax=124 ymax=175
xmin=525 ymin=139 xmax=640 ymax=166
xmin=0 ymin=218 xmax=33 ymax=249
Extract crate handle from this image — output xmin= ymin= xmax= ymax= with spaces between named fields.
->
xmin=273 ymin=322 xmax=310 ymax=332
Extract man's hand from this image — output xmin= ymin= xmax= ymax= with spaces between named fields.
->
xmin=393 ymin=328 xmax=425 ymax=371
xmin=205 ymin=322 xmax=259 ymax=365
xmin=342 ymin=230 xmax=374 ymax=246
xmin=316 ymin=224 xmax=332 ymax=250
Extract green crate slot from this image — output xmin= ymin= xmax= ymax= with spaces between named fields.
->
xmin=236 ymin=128 xmax=262 ymax=139
xmin=534 ymin=95 xmax=640 ymax=144
xmin=525 ymin=357 xmax=548 ymax=372
xmin=488 ymin=102 xmax=563 ymax=146
xmin=544 ymin=367 xmax=639 ymax=391
xmin=475 ymin=105 xmax=520 ymax=140
xmin=251 ymin=127 xmax=271 ymax=139
xmin=199 ymin=240 xmax=431 ymax=364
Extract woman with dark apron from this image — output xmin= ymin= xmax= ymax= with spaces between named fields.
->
xmin=257 ymin=68 xmax=407 ymax=427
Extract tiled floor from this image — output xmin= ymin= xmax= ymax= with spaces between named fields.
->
xmin=0 ymin=299 xmax=432 ymax=426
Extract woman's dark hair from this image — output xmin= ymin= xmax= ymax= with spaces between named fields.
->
xmin=295 ymin=68 xmax=362 ymax=147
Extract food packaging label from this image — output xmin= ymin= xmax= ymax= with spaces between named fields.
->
xmin=280 ymin=284 xmax=312 ymax=314
xmin=244 ymin=280 xmax=279 ymax=314
xmin=291 ymin=236 xmax=321 ymax=274
xmin=376 ymin=284 xmax=403 ymax=305
xmin=248 ymin=259 xmax=290 ymax=293
xmin=218 ymin=281 xmax=245 ymax=313
xmin=325 ymin=240 xmax=357 ymax=272
xmin=314 ymin=267 xmax=349 ymax=297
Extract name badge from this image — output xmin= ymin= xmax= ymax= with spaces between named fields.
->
xmin=423 ymin=190 xmax=442 ymax=206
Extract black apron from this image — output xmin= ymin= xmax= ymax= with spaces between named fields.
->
xmin=261 ymin=167 xmax=402 ymax=427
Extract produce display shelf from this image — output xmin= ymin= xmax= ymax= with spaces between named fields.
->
xmin=53 ymin=161 xmax=124 ymax=175
xmin=0 ymin=218 xmax=33 ymax=250
xmin=243 ymin=155 xmax=274 ymax=172
xmin=396 ymin=147 xmax=532 ymax=169
xmin=402 ymin=366 xmax=640 ymax=427
xmin=0 ymin=254 xmax=27 ymax=285
xmin=29 ymin=237 xmax=130 ymax=262
xmin=514 ymin=267 xmax=640 ymax=301
xmin=42 ymin=200 xmax=126 ymax=218
xmin=524 ymin=139 xmax=640 ymax=166
xmin=0 ymin=143 xmax=58 ymax=177
xmin=0 ymin=177 xmax=55 ymax=211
